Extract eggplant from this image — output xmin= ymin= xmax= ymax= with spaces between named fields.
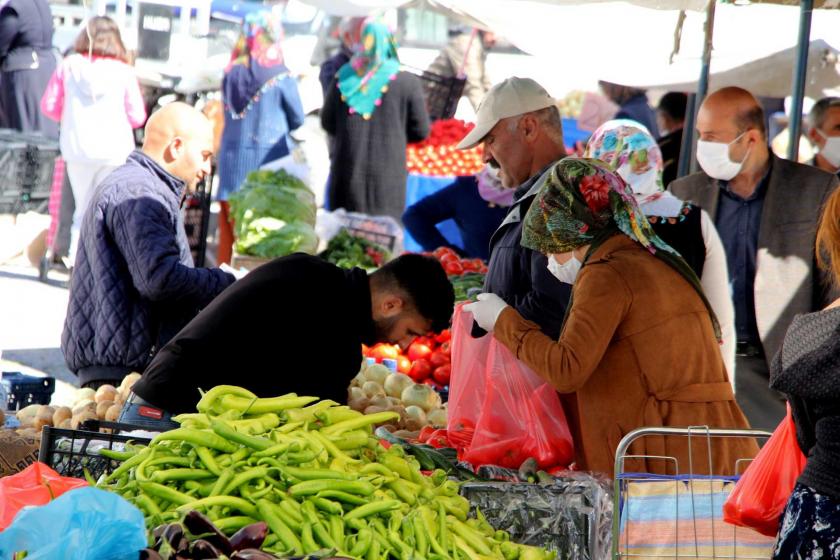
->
xmin=162 ymin=523 xmax=185 ymax=549
xmin=230 ymin=549 xmax=277 ymax=560
xmin=191 ymin=539 xmax=223 ymax=559
xmin=229 ymin=522 xmax=268 ymax=551
xmin=139 ymin=549 xmax=163 ymax=560
xmin=183 ymin=510 xmax=234 ymax=555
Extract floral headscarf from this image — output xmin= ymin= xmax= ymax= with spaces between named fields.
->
xmin=336 ymin=20 xmax=400 ymax=120
xmin=521 ymin=158 xmax=720 ymax=339
xmin=223 ymin=10 xmax=289 ymax=117
xmin=584 ymin=119 xmax=686 ymax=218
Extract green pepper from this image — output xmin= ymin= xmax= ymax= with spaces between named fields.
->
xmin=175 ymin=495 xmax=259 ymax=518
xmin=223 ymin=466 xmax=269 ymax=495
xmin=289 ymin=479 xmax=375 ymax=498
xmin=310 ymin=496 xmax=343 ymax=516
xmin=100 ymin=447 xmax=151 ymax=485
xmin=196 ymin=385 xmax=258 ymax=414
xmin=344 ymin=500 xmax=402 ymax=521
xmin=138 ymin=481 xmax=193 ymax=506
xmin=300 ymin=519 xmax=318 ymax=552
xmin=282 ymin=465 xmax=354 ymax=481
xmin=151 ymin=428 xmax=238 ymax=453
xmin=321 ymin=411 xmax=400 ymax=436
xmin=213 ymin=516 xmax=258 ymax=535
xmin=220 ymin=394 xmax=318 ymax=415
xmin=211 ymin=420 xmax=273 ymax=451
xmin=316 ymin=489 xmax=369 ymax=506
xmin=151 ymin=468 xmax=214 ymax=483
xmin=350 ymin=528 xmax=373 ymax=557
xmin=257 ymin=500 xmax=303 ymax=555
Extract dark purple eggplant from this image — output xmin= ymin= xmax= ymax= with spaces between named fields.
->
xmin=139 ymin=549 xmax=163 ymax=560
xmin=183 ymin=510 xmax=234 ymax=555
xmin=229 ymin=522 xmax=269 ymax=551
xmin=230 ymin=549 xmax=277 ymax=560
xmin=162 ymin=523 xmax=185 ymax=549
xmin=191 ymin=539 xmax=223 ymax=559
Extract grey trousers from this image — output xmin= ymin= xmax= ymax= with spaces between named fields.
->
xmin=734 ymin=353 xmax=786 ymax=432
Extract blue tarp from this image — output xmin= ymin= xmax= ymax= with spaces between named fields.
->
xmin=404 ymin=174 xmax=464 ymax=253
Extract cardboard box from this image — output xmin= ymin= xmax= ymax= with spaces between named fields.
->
xmin=0 ymin=429 xmax=40 ymax=478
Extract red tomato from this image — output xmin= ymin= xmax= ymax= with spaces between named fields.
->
xmin=370 ymin=344 xmax=399 ymax=362
xmin=407 ymin=342 xmax=433 ymax=362
xmin=440 ymin=341 xmax=451 ymax=357
xmin=413 ymin=335 xmax=433 ymax=348
xmin=423 ymin=378 xmax=439 ymax=389
xmin=444 ymin=261 xmax=464 ymax=275
xmin=435 ymin=330 xmax=451 ymax=344
xmin=361 ymin=344 xmax=370 ymax=357
xmin=433 ymin=247 xmax=454 ymax=259
xmin=429 ymin=351 xmax=450 ymax=368
xmin=439 ymin=253 xmax=459 ymax=264
xmin=397 ymin=355 xmax=412 ymax=374
xmin=409 ymin=359 xmax=433 ymax=382
xmin=433 ymin=364 xmax=451 ymax=385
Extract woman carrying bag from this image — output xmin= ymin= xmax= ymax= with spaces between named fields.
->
xmin=465 ymin=158 xmax=756 ymax=477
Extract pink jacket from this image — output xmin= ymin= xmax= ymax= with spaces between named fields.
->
xmin=41 ymin=54 xmax=146 ymax=164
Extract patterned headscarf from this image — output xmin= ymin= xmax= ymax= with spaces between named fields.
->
xmin=584 ymin=119 xmax=686 ymax=217
xmin=336 ymin=20 xmax=400 ymax=120
xmin=223 ymin=10 xmax=289 ymax=116
xmin=521 ymin=158 xmax=720 ymax=339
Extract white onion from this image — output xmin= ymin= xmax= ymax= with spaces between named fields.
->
xmin=427 ymin=408 xmax=448 ymax=428
xmin=364 ymin=364 xmax=391 ymax=385
xmin=362 ymin=381 xmax=385 ymax=398
xmin=384 ymin=373 xmax=414 ymax=398
xmin=401 ymin=383 xmax=438 ymax=412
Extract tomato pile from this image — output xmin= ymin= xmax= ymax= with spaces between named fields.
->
xmin=406 ymin=119 xmax=484 ymax=177
xmin=424 ymin=246 xmax=488 ymax=276
xmin=363 ymin=328 xmax=452 ymax=391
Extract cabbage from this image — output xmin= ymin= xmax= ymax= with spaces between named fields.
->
xmin=234 ymin=217 xmax=319 ymax=258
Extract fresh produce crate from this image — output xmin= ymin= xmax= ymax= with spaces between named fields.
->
xmin=38 ymin=425 xmax=152 ymax=480
xmin=417 ymin=70 xmax=467 ymax=121
xmin=231 ymin=253 xmax=272 ymax=271
xmin=0 ymin=130 xmax=59 ymax=213
xmin=461 ymin=475 xmax=613 ymax=560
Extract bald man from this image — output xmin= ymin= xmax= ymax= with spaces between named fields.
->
xmin=670 ymin=87 xmax=839 ymax=431
xmin=62 ymin=102 xmax=236 ymax=394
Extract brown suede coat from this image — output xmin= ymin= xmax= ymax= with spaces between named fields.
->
xmin=495 ymin=235 xmax=759 ymax=477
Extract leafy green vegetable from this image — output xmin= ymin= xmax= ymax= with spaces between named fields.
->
xmin=229 ymin=169 xmax=319 ymax=258
xmin=319 ymin=230 xmax=390 ymax=271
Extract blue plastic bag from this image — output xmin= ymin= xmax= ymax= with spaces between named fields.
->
xmin=0 ymin=486 xmax=147 ymax=560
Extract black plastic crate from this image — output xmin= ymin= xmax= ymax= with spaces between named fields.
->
xmin=0 ymin=130 xmax=58 ymax=212
xmin=2 ymin=372 xmax=55 ymax=408
xmin=38 ymin=424 xmax=153 ymax=480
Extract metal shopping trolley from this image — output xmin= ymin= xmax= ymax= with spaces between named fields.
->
xmin=612 ymin=427 xmax=776 ymax=560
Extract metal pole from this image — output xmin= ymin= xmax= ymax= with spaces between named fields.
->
xmin=677 ymin=0 xmax=716 ymax=178
xmin=787 ymin=0 xmax=814 ymax=161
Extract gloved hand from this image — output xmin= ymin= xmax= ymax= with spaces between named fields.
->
xmin=463 ymin=293 xmax=509 ymax=332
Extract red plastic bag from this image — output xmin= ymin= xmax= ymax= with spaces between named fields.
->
xmin=722 ymin=404 xmax=807 ymax=537
xmin=0 ymin=462 xmax=88 ymax=530
xmin=447 ymin=304 xmax=574 ymax=469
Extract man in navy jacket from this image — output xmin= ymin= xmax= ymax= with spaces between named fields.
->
xmin=62 ymin=103 xmax=236 ymax=389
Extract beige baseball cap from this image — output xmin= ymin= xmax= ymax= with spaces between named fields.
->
xmin=456 ymin=77 xmax=556 ymax=150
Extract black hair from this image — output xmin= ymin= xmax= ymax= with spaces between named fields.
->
xmin=372 ymin=254 xmax=455 ymax=332
xmin=657 ymin=92 xmax=688 ymax=122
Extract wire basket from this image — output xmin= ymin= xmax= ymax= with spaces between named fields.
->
xmin=38 ymin=424 xmax=153 ymax=480
xmin=417 ymin=70 xmax=466 ymax=122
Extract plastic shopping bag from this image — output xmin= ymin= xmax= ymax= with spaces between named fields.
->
xmin=447 ymin=305 xmax=574 ymax=469
xmin=0 ymin=486 xmax=147 ymax=560
xmin=0 ymin=461 xmax=88 ymax=530
xmin=722 ymin=404 xmax=807 ymax=537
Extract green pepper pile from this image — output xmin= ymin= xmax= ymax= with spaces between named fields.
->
xmin=96 ymin=386 xmax=553 ymax=560
xmin=450 ymin=273 xmax=485 ymax=303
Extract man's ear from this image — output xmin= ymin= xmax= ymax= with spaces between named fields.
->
xmin=379 ymin=293 xmax=405 ymax=317
xmin=808 ymin=128 xmax=822 ymax=147
xmin=164 ymin=137 xmax=183 ymax=163
xmin=521 ymin=114 xmax=540 ymax=144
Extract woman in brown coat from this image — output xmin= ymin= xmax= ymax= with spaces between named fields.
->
xmin=465 ymin=158 xmax=757 ymax=477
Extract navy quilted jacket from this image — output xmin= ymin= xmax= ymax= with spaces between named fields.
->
xmin=61 ymin=151 xmax=235 ymax=386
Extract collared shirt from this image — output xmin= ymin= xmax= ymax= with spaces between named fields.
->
xmin=715 ymin=171 xmax=771 ymax=344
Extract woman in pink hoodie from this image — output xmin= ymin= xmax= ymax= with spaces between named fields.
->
xmin=41 ymin=16 xmax=146 ymax=263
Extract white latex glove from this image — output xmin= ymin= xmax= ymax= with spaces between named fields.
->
xmin=220 ymin=263 xmax=248 ymax=280
xmin=463 ymin=293 xmax=509 ymax=332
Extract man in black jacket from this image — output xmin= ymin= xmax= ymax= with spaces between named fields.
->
xmin=456 ymin=77 xmax=571 ymax=339
xmin=62 ymin=103 xmax=235 ymax=390
xmin=123 ymin=253 xmax=455 ymax=428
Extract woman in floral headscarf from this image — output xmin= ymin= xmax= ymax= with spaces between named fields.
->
xmin=465 ymin=158 xmax=756 ymax=477
xmin=321 ymin=20 xmax=430 ymax=221
xmin=216 ymin=9 xmax=305 ymax=264
xmin=584 ymin=119 xmax=735 ymax=378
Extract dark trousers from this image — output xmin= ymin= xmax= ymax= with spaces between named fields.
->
xmin=734 ymin=353 xmax=786 ymax=432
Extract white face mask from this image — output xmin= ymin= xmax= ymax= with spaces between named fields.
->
xmin=547 ymin=254 xmax=582 ymax=284
xmin=696 ymin=132 xmax=749 ymax=181
xmin=817 ymin=129 xmax=840 ymax=168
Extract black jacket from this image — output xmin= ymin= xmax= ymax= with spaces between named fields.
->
xmin=480 ymin=165 xmax=571 ymax=339
xmin=133 ymin=254 xmax=377 ymax=414
xmin=322 ymin=71 xmax=430 ymax=221
xmin=62 ymin=151 xmax=235 ymax=386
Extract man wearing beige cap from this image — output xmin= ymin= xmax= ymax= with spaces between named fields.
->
xmin=457 ymin=77 xmax=571 ymax=338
